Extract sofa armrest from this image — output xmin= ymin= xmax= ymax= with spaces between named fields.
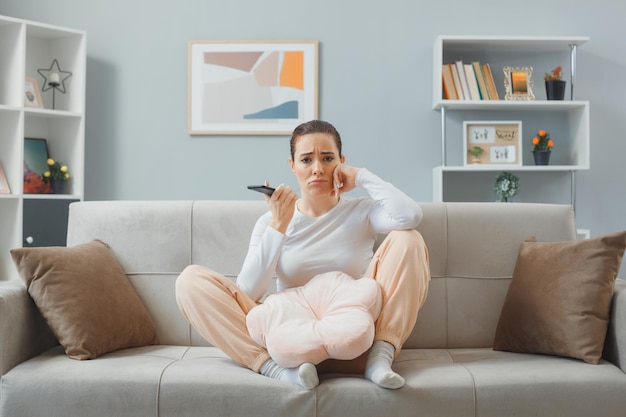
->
xmin=604 ymin=279 xmax=626 ymax=372
xmin=0 ymin=280 xmax=57 ymax=376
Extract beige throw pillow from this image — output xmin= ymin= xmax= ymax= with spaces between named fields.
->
xmin=11 ymin=239 xmax=158 ymax=360
xmin=494 ymin=231 xmax=626 ymax=364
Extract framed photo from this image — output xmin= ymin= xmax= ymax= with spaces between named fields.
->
xmin=463 ymin=121 xmax=522 ymax=166
xmin=23 ymin=138 xmax=51 ymax=194
xmin=24 ymin=77 xmax=43 ymax=108
xmin=503 ymin=66 xmax=535 ymax=101
xmin=188 ymin=40 xmax=318 ymax=135
xmin=0 ymin=162 xmax=10 ymax=194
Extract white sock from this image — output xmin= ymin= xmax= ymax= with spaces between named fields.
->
xmin=365 ymin=340 xmax=405 ymax=389
xmin=259 ymin=359 xmax=319 ymax=390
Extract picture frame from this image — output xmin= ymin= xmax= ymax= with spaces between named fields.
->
xmin=463 ymin=121 xmax=522 ymax=166
xmin=23 ymin=138 xmax=52 ymax=194
xmin=0 ymin=162 xmax=10 ymax=194
xmin=24 ymin=77 xmax=43 ymax=108
xmin=188 ymin=40 xmax=319 ymax=135
xmin=503 ymin=66 xmax=535 ymax=101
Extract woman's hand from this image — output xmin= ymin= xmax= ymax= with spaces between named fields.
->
xmin=267 ymin=184 xmax=298 ymax=234
xmin=332 ymin=164 xmax=360 ymax=197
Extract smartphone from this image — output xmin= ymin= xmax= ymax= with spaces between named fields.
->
xmin=247 ymin=185 xmax=275 ymax=196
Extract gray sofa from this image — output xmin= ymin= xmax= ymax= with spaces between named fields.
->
xmin=1 ymin=201 xmax=625 ymax=417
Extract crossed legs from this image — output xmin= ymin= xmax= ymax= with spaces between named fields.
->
xmin=175 ymin=229 xmax=430 ymax=389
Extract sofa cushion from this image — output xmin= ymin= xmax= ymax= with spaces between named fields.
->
xmin=246 ymin=271 xmax=382 ymax=368
xmin=493 ymin=231 xmax=626 ymax=364
xmin=10 ymin=239 xmax=158 ymax=360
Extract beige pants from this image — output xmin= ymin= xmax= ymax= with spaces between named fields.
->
xmin=175 ymin=229 xmax=430 ymax=373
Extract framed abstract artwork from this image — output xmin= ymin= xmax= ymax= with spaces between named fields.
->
xmin=187 ymin=40 xmax=318 ymax=135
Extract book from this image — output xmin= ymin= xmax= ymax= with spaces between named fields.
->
xmin=454 ymin=60 xmax=471 ymax=101
xmin=450 ymin=64 xmax=464 ymax=99
xmin=482 ymin=63 xmax=500 ymax=100
xmin=442 ymin=64 xmax=458 ymax=100
xmin=472 ymin=61 xmax=490 ymax=100
xmin=464 ymin=63 xmax=481 ymax=100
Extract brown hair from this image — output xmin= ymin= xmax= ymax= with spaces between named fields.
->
xmin=290 ymin=120 xmax=342 ymax=160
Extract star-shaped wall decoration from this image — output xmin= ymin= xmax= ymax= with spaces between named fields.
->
xmin=37 ymin=59 xmax=72 ymax=94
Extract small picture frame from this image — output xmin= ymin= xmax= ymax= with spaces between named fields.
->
xmin=24 ymin=138 xmax=52 ymax=194
xmin=0 ymin=162 xmax=10 ymax=194
xmin=503 ymin=66 xmax=535 ymax=101
xmin=24 ymin=77 xmax=43 ymax=108
xmin=463 ymin=121 xmax=522 ymax=166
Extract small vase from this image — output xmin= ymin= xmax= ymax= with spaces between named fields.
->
xmin=533 ymin=151 xmax=551 ymax=166
xmin=50 ymin=179 xmax=68 ymax=194
xmin=545 ymin=80 xmax=566 ymax=100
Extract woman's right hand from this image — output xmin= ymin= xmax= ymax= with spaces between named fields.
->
xmin=267 ymin=184 xmax=297 ymax=234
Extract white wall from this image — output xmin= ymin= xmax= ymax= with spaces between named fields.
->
xmin=1 ymin=0 xmax=626 ymax=243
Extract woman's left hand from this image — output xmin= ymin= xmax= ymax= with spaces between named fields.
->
xmin=332 ymin=164 xmax=360 ymax=197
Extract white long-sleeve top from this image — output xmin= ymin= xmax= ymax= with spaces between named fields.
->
xmin=236 ymin=168 xmax=423 ymax=301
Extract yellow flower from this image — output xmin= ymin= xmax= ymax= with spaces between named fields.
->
xmin=40 ymin=159 xmax=71 ymax=183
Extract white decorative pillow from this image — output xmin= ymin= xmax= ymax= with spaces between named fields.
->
xmin=246 ymin=271 xmax=382 ymax=368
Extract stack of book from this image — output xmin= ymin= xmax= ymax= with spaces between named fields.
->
xmin=442 ymin=61 xmax=500 ymax=100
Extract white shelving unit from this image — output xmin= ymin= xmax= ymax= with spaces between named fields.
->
xmin=432 ymin=36 xmax=589 ymax=206
xmin=0 ymin=15 xmax=85 ymax=281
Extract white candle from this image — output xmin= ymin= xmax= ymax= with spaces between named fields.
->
xmin=49 ymin=72 xmax=60 ymax=84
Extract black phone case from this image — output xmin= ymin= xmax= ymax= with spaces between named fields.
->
xmin=247 ymin=185 xmax=275 ymax=196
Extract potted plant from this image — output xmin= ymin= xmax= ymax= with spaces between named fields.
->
xmin=468 ymin=145 xmax=485 ymax=164
xmin=494 ymin=171 xmax=519 ymax=202
xmin=41 ymin=158 xmax=70 ymax=194
xmin=531 ymin=129 xmax=554 ymax=165
xmin=544 ymin=66 xmax=566 ymax=100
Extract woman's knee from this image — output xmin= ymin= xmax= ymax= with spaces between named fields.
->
xmin=176 ymin=265 xmax=201 ymax=291
xmin=386 ymin=229 xmax=425 ymax=249
xmin=385 ymin=230 xmax=429 ymax=265
xmin=175 ymin=264 xmax=222 ymax=297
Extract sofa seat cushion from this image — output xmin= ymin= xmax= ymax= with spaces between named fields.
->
xmin=445 ymin=349 xmax=626 ymax=417
xmin=3 ymin=346 xmax=625 ymax=417
xmin=246 ymin=272 xmax=382 ymax=367
xmin=317 ymin=349 xmax=626 ymax=417
xmin=0 ymin=345 xmax=316 ymax=417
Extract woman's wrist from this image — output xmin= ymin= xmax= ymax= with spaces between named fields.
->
xmin=270 ymin=219 xmax=289 ymax=234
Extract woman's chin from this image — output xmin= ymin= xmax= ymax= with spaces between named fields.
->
xmin=307 ymin=185 xmax=332 ymax=197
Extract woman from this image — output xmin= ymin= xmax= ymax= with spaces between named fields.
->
xmin=176 ymin=120 xmax=430 ymax=390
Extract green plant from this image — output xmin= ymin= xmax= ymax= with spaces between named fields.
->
xmin=468 ymin=145 xmax=485 ymax=159
xmin=532 ymin=130 xmax=554 ymax=153
xmin=494 ymin=171 xmax=519 ymax=203
xmin=544 ymin=66 xmax=563 ymax=81
xmin=41 ymin=158 xmax=70 ymax=183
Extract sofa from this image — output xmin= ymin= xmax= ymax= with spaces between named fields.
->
xmin=1 ymin=200 xmax=625 ymax=417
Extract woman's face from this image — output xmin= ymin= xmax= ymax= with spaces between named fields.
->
xmin=289 ymin=133 xmax=345 ymax=198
